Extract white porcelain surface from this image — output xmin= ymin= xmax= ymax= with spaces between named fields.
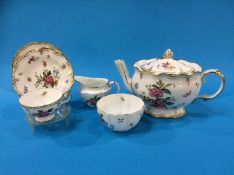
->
xmin=135 ymin=58 xmax=202 ymax=75
xmin=75 ymin=76 xmax=120 ymax=107
xmin=19 ymin=89 xmax=64 ymax=123
xmin=96 ymin=94 xmax=144 ymax=131
xmin=115 ymin=49 xmax=225 ymax=118
xmin=12 ymin=42 xmax=74 ymax=97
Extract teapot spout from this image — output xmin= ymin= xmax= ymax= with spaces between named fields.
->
xmin=114 ymin=59 xmax=133 ymax=93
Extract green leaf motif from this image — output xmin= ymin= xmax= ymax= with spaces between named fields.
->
xmin=164 ymin=97 xmax=172 ymax=101
xmin=162 ymin=88 xmax=171 ymax=94
xmin=166 ymin=102 xmax=174 ymax=106
xmin=163 ymin=83 xmax=173 ymax=88
xmin=156 ymin=80 xmax=164 ymax=88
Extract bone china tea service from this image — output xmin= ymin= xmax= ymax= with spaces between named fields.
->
xmin=74 ymin=76 xmax=120 ymax=107
xmin=12 ymin=42 xmax=225 ymax=131
xmin=12 ymin=42 xmax=74 ymax=123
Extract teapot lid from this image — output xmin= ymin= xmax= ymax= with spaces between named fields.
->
xmin=134 ymin=49 xmax=202 ymax=76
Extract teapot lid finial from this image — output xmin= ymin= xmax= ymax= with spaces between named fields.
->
xmin=162 ymin=49 xmax=173 ymax=59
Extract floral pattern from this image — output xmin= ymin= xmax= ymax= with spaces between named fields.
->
xmin=13 ymin=44 xmax=74 ymax=97
xmin=38 ymin=47 xmax=49 ymax=55
xmin=24 ymin=86 xmax=28 ymax=94
xmin=27 ymin=77 xmax=32 ymax=82
xmin=99 ymin=114 xmax=115 ymax=129
xmin=135 ymin=83 xmax=139 ymax=89
xmin=142 ymin=80 xmax=175 ymax=108
xmin=61 ymin=63 xmax=67 ymax=69
xmin=28 ymin=56 xmax=39 ymax=64
xmin=118 ymin=118 xmax=124 ymax=123
xmin=185 ymin=77 xmax=190 ymax=85
xmin=99 ymin=114 xmax=108 ymax=125
xmin=31 ymin=108 xmax=53 ymax=118
xmin=42 ymin=61 xmax=47 ymax=67
xmin=161 ymin=62 xmax=175 ymax=70
xmin=35 ymin=68 xmax=60 ymax=88
xmin=86 ymin=95 xmax=101 ymax=106
xmin=183 ymin=90 xmax=192 ymax=97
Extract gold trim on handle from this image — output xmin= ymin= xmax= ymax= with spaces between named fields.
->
xmin=195 ymin=69 xmax=225 ymax=101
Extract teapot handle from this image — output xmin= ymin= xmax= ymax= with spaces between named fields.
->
xmin=194 ymin=69 xmax=225 ymax=101
xmin=108 ymin=81 xmax=120 ymax=93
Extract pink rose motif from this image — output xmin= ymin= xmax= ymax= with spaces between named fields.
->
xmin=87 ymin=96 xmax=101 ymax=106
xmin=44 ymin=75 xmax=55 ymax=85
xmin=37 ymin=111 xmax=50 ymax=117
xmin=149 ymin=87 xmax=163 ymax=97
xmin=89 ymin=99 xmax=98 ymax=106
xmin=152 ymin=99 xmax=166 ymax=108
xmin=162 ymin=62 xmax=170 ymax=69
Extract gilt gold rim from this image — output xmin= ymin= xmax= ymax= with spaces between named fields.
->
xmin=144 ymin=108 xmax=186 ymax=118
xmin=194 ymin=69 xmax=225 ymax=101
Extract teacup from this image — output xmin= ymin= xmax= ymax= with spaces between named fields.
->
xmin=96 ymin=94 xmax=145 ymax=131
xmin=75 ymin=76 xmax=120 ymax=107
xmin=19 ymin=89 xmax=66 ymax=122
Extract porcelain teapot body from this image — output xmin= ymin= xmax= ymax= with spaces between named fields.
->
xmin=115 ymin=49 xmax=225 ymax=118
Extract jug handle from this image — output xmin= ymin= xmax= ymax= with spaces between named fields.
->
xmin=108 ymin=81 xmax=120 ymax=93
xmin=194 ymin=69 xmax=225 ymax=101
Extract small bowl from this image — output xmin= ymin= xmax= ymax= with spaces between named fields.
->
xmin=19 ymin=89 xmax=64 ymax=123
xmin=96 ymin=93 xmax=145 ymax=131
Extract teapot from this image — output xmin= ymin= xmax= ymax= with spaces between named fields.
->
xmin=114 ymin=49 xmax=225 ymax=118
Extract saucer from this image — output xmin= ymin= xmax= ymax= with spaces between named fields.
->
xmin=12 ymin=42 xmax=74 ymax=96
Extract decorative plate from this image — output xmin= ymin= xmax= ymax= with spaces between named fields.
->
xmin=12 ymin=43 xmax=74 ymax=96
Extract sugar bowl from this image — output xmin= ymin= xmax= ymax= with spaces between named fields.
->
xmin=96 ymin=94 xmax=145 ymax=131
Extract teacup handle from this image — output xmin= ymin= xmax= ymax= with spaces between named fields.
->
xmin=195 ymin=69 xmax=225 ymax=101
xmin=108 ymin=81 xmax=120 ymax=93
